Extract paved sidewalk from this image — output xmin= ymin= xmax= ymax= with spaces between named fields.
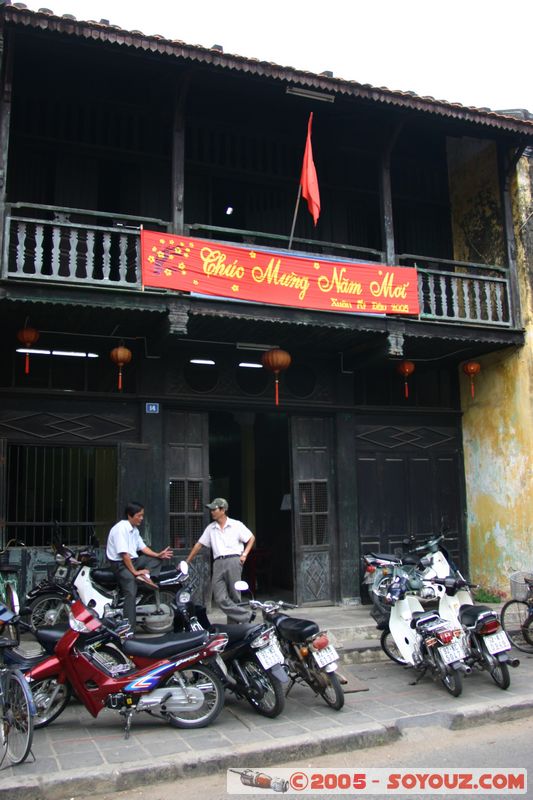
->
xmin=2 ymin=607 xmax=531 ymax=800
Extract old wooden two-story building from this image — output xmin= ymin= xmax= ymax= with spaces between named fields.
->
xmin=1 ymin=2 xmax=532 ymax=601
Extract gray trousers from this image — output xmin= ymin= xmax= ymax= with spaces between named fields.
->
xmin=109 ymin=555 xmax=163 ymax=628
xmin=212 ymin=556 xmax=249 ymax=623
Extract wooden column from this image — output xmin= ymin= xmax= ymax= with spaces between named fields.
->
xmin=379 ymin=121 xmax=404 ymax=266
xmin=498 ymin=143 xmax=525 ymax=329
xmin=171 ymin=73 xmax=192 ymax=234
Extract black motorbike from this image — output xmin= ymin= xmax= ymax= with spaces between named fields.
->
xmin=247 ymin=596 xmax=345 ymax=710
xmin=172 ymin=585 xmax=288 ymax=718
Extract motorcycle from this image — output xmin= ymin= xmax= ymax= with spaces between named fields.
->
xmin=244 ymin=590 xmax=344 ymax=710
xmin=363 ymin=534 xmax=453 ymax=627
xmin=385 ymin=567 xmax=470 ymax=696
xmin=429 ymin=574 xmax=519 ymax=689
xmin=171 ymin=581 xmax=288 ymax=718
xmin=25 ymin=598 xmax=228 ymax=735
xmin=27 ymin=542 xmax=184 ymax=633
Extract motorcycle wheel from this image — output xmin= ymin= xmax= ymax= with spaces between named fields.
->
xmin=311 ymin=668 xmax=345 ymax=710
xmin=29 ymin=593 xmax=70 ymax=628
xmin=434 ymin=651 xmax=463 ymax=697
xmin=500 ymin=600 xmax=533 ymax=653
xmin=30 ymin=677 xmax=72 ymax=729
xmin=139 ymin=590 xmax=175 ymax=634
xmin=240 ymin=658 xmax=285 ymax=718
xmin=380 ymin=629 xmax=408 ymax=665
xmin=161 ymin=664 xmax=224 ymax=728
xmin=486 ymin=655 xmax=510 ymax=690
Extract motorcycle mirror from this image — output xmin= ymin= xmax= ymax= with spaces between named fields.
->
xmin=234 ymin=580 xmax=249 ymax=592
xmin=178 ymin=560 xmax=189 ymax=575
xmin=5 ymin=584 xmax=20 ymax=614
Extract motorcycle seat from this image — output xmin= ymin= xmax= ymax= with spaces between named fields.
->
xmin=35 ymin=624 xmax=67 ymax=649
xmin=277 ymin=617 xmax=319 ymax=641
xmin=458 ymin=604 xmax=493 ymax=627
xmin=367 ymin=552 xmax=401 ymax=562
xmin=410 ymin=610 xmax=441 ymax=629
xmin=155 ymin=567 xmax=180 ymax=583
xmin=122 ymin=629 xmax=209 ymax=659
xmin=210 ymin=622 xmax=266 ymax=645
xmin=91 ymin=568 xmax=117 ymax=588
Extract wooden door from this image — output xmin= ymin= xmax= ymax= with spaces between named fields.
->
xmin=290 ymin=416 xmax=336 ymax=605
xmin=355 ymin=420 xmax=466 ymax=576
xmin=164 ymin=410 xmax=210 ymax=603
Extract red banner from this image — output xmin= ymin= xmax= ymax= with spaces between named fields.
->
xmin=141 ymin=231 xmax=419 ymax=317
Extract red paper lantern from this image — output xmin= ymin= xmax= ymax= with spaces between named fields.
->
xmin=463 ymin=361 xmax=481 ymax=399
xmin=396 ymin=360 xmax=415 ymax=399
xmin=261 ymin=348 xmax=292 ymax=406
xmin=110 ymin=345 xmax=132 ymax=391
xmin=16 ymin=326 xmax=40 ymax=374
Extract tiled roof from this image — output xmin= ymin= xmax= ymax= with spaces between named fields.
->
xmin=3 ymin=2 xmax=533 ymax=137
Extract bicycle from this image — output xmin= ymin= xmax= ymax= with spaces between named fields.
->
xmin=500 ymin=572 xmax=533 ymax=654
xmin=0 ymin=587 xmax=35 ymax=766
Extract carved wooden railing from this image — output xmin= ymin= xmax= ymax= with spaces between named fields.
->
xmin=399 ymin=254 xmax=511 ymax=327
xmin=2 ymin=205 xmax=514 ymax=328
xmin=2 ymin=203 xmax=170 ymax=288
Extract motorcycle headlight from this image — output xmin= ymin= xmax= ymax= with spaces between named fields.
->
xmin=68 ymin=610 xmax=92 ymax=633
xmin=177 ymin=590 xmax=191 ymax=604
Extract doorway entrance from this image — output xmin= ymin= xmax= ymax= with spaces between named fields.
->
xmin=208 ymin=411 xmax=293 ymax=599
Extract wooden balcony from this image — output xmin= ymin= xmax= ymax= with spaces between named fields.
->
xmin=1 ymin=203 xmax=513 ymax=329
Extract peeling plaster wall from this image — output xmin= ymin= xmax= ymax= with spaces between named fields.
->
xmin=457 ymin=154 xmax=533 ymax=596
xmin=447 ymin=137 xmax=505 ymax=265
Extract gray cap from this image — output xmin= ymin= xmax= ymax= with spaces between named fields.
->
xmin=206 ymin=497 xmax=228 ymax=510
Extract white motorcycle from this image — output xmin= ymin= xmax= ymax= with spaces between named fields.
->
xmin=428 ymin=573 xmax=519 ymax=689
xmin=27 ymin=543 xmax=187 ymax=633
xmin=386 ymin=567 xmax=470 ymax=696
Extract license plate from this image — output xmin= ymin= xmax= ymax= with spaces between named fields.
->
xmin=439 ymin=639 xmax=466 ymax=664
xmin=256 ymin=642 xmax=285 ymax=669
xmin=484 ymin=630 xmax=511 ymax=654
xmin=312 ymin=644 xmax=339 ymax=668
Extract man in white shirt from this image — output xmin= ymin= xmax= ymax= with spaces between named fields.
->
xmin=106 ymin=501 xmax=172 ymax=628
xmin=186 ymin=497 xmax=255 ymax=623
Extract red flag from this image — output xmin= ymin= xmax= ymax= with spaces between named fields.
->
xmin=300 ymin=112 xmax=321 ymax=226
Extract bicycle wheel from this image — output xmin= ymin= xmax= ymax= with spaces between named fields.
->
xmin=3 ymin=670 xmax=34 ymax=765
xmin=500 ymin=600 xmax=533 ymax=653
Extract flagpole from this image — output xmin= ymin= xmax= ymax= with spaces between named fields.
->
xmin=288 ymin=184 xmax=302 ymax=250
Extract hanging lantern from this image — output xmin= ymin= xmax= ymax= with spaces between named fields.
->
xmin=261 ymin=348 xmax=292 ymax=406
xmin=396 ymin=360 xmax=415 ymax=399
xmin=463 ymin=361 xmax=481 ymax=399
xmin=16 ymin=326 xmax=40 ymax=374
xmin=110 ymin=345 xmax=132 ymax=391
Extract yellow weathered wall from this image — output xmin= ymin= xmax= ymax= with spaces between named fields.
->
xmin=447 ymin=137 xmax=505 ymax=265
xmin=453 ymin=150 xmax=533 ymax=597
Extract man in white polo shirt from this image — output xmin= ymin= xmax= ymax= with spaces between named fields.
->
xmin=186 ymin=497 xmax=255 ymax=623
xmin=106 ymin=501 xmax=172 ymax=628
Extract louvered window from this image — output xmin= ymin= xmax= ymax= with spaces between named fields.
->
xmin=169 ymin=479 xmax=203 ymax=550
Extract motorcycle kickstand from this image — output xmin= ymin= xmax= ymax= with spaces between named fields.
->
xmin=119 ymin=707 xmax=135 ymax=739
xmin=409 ymin=667 xmax=427 ymax=686
xmin=285 ymin=675 xmax=297 ymax=697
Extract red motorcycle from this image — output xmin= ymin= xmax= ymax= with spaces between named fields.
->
xmin=26 ymin=599 xmax=228 ymax=736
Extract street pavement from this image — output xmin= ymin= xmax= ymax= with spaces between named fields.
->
xmin=2 ymin=604 xmax=532 ymax=800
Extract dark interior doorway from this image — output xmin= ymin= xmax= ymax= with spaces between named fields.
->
xmin=208 ymin=410 xmax=293 ymax=599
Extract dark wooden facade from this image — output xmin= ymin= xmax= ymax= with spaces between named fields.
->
xmin=0 ymin=4 xmax=532 ymax=602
